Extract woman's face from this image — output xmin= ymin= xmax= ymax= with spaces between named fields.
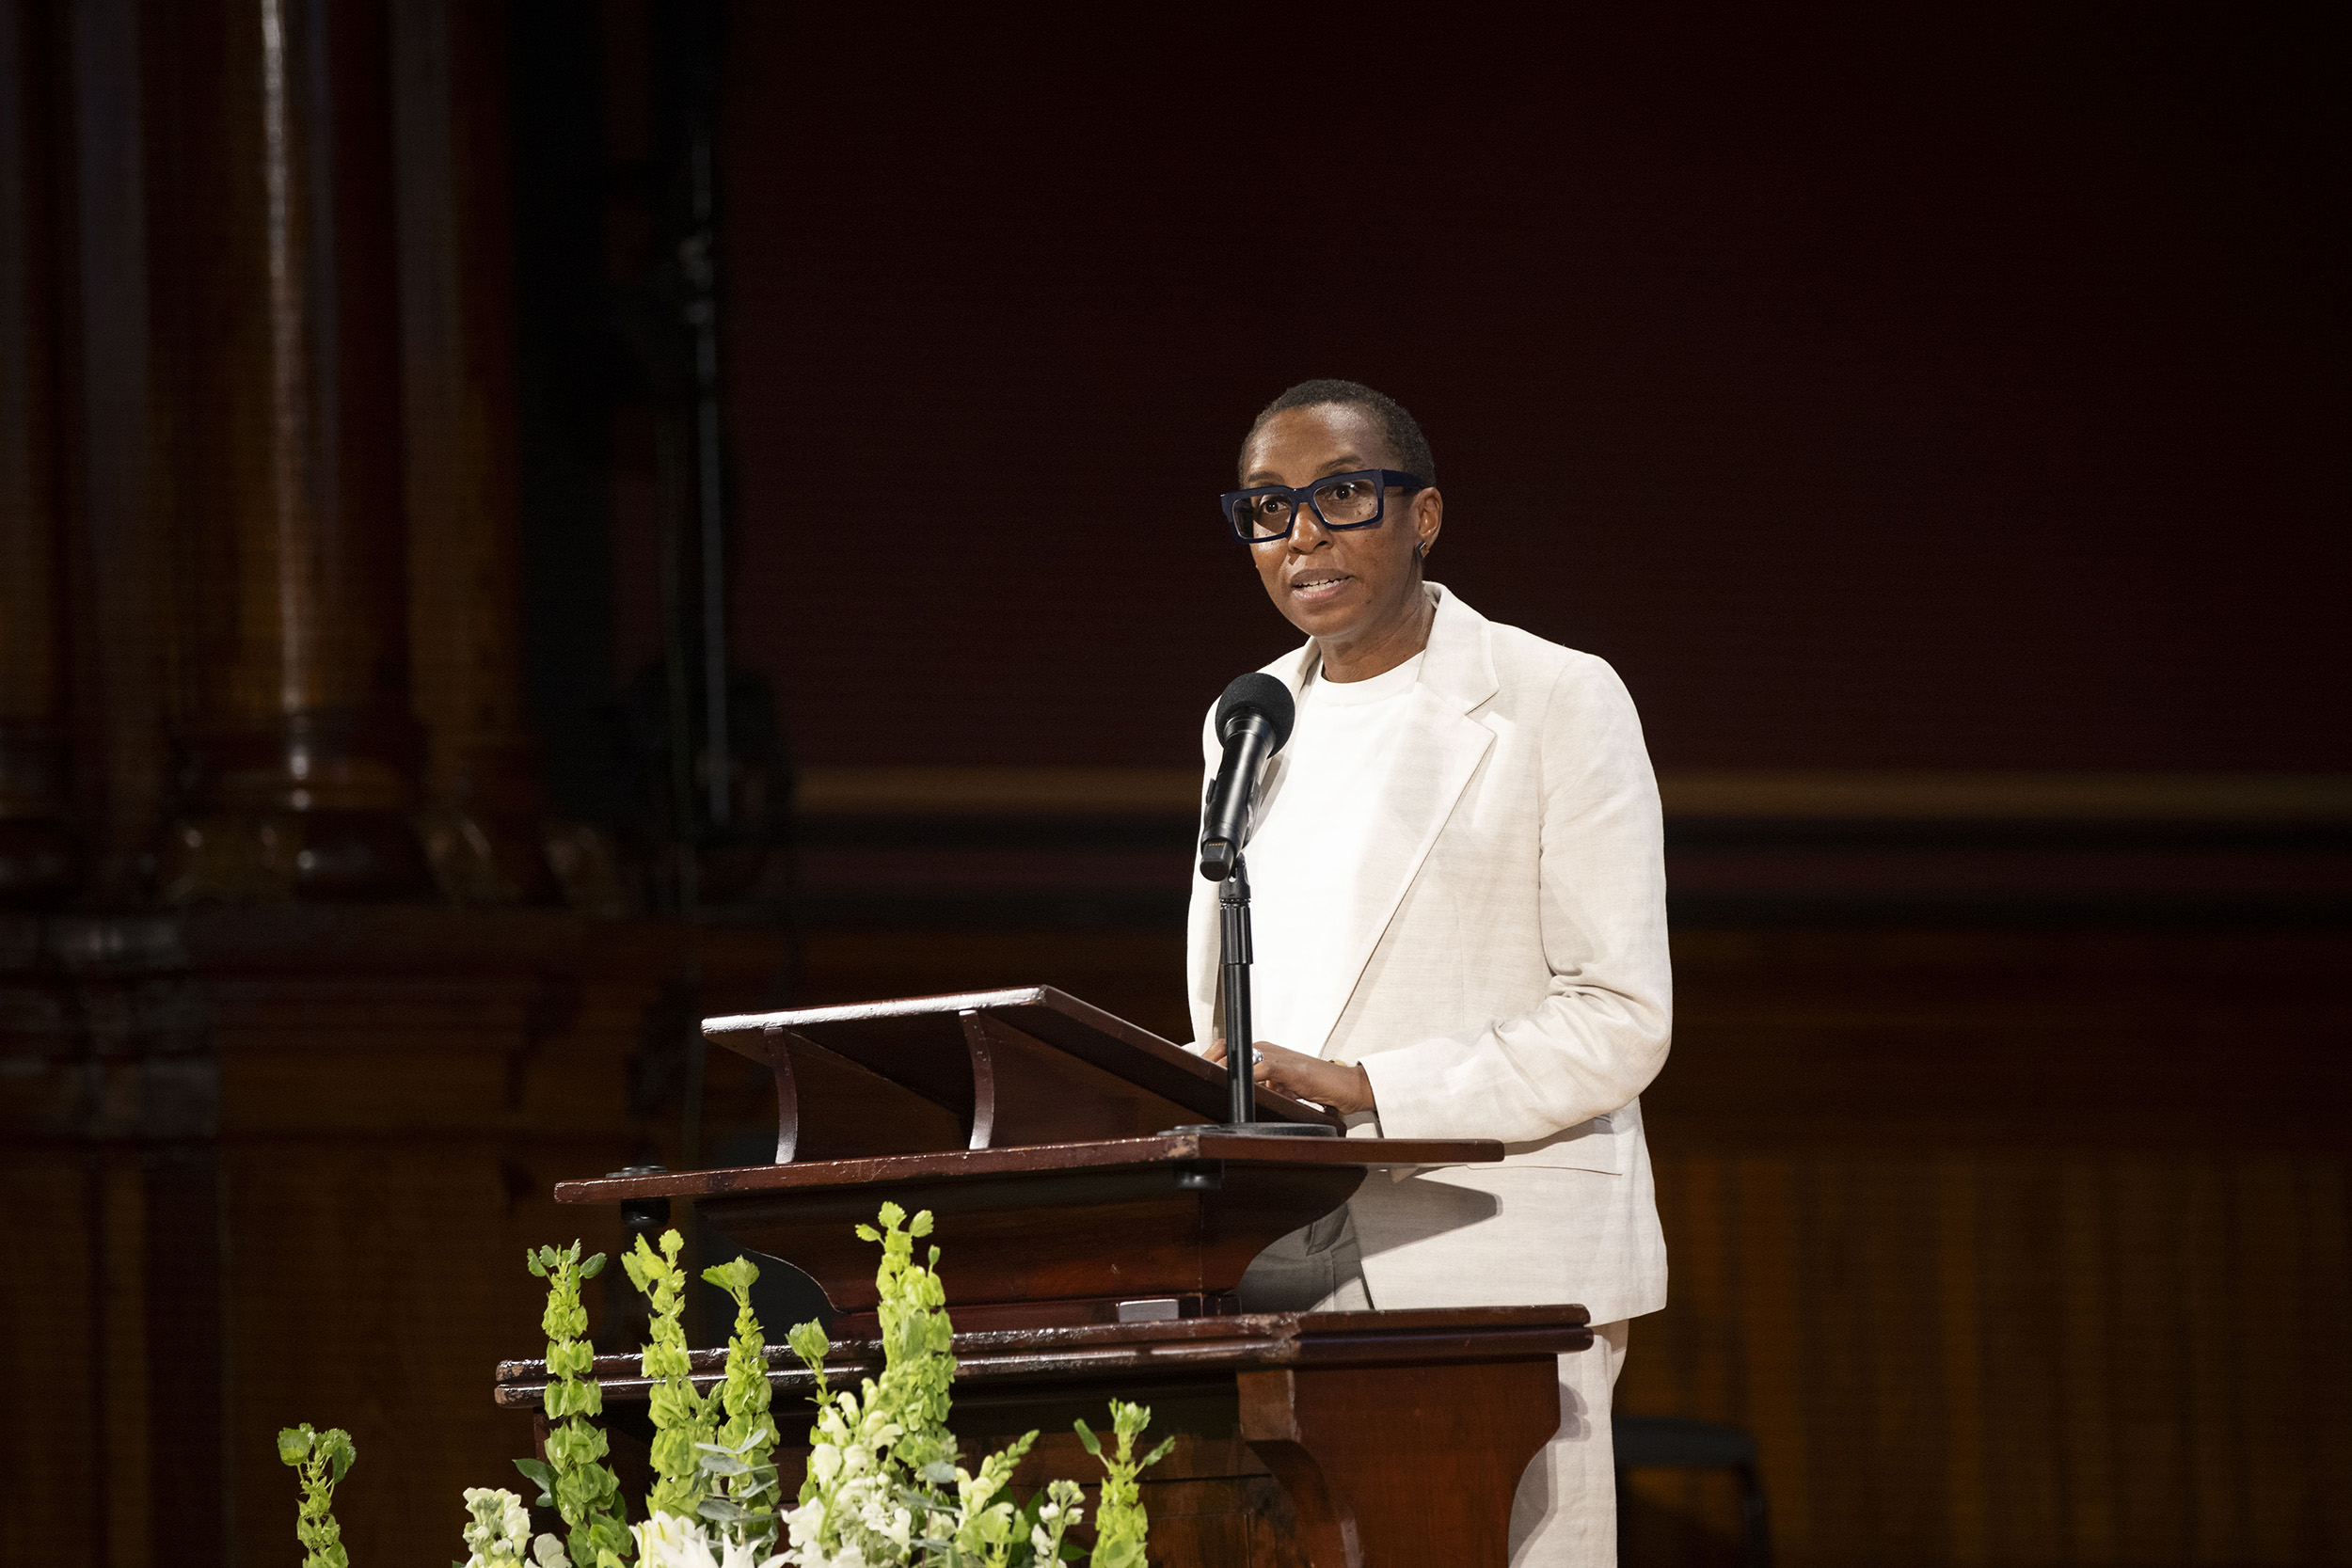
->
xmin=1238 ymin=404 xmax=1443 ymax=651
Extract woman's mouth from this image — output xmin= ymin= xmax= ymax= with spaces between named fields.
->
xmin=1290 ymin=572 xmax=1352 ymax=602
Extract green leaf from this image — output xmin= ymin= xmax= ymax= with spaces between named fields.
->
xmin=277 ymin=1426 xmax=312 ymax=1465
xmin=514 ymin=1456 xmax=557 ymax=1505
xmin=580 ymin=1252 xmax=605 ymax=1279
xmin=1073 ymin=1420 xmax=1102 ymax=1456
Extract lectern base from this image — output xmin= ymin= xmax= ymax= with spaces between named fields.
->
xmin=499 ymin=1306 xmax=1590 ymax=1568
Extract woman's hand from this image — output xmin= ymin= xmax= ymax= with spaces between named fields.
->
xmin=1201 ymin=1038 xmax=1377 ymax=1117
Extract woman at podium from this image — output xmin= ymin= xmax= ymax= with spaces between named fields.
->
xmin=1199 ymin=379 xmax=1672 ymax=1568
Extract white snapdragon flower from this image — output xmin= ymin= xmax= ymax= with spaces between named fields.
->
xmin=631 ymin=1511 xmax=717 ymax=1568
xmin=531 ymin=1535 xmax=572 ymax=1568
xmin=460 ymin=1487 xmax=533 ymax=1567
xmin=716 ymin=1533 xmax=789 ymax=1568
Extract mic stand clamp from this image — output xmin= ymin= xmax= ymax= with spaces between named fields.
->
xmin=1175 ymin=852 xmax=1338 ymax=1138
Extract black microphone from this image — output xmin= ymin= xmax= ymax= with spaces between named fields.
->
xmin=1199 ymin=673 xmax=1295 ymax=881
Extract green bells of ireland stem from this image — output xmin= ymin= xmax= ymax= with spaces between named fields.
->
xmin=278 ymin=1423 xmax=356 ymax=1568
xmin=515 ymin=1241 xmax=631 ymax=1568
xmin=623 ymin=1227 xmax=719 ymax=1520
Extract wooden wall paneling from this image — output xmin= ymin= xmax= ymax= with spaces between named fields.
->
xmin=1734 ymin=1156 xmax=1812 ymax=1560
xmin=1978 ymin=1156 xmax=2067 ymax=1566
xmin=1611 ymin=927 xmax=2352 ymax=1565
xmin=2070 ymin=1161 xmax=2126 ymax=1560
xmin=0 ymin=0 xmax=83 ymax=905
xmin=2107 ymin=1156 xmax=2192 ymax=1561
xmin=0 ymin=914 xmax=102 ymax=1563
xmin=1931 ymin=1154 xmax=1989 ymax=1567
xmin=2298 ymin=1161 xmax=2352 ymax=1559
xmin=2179 ymin=1159 xmax=2246 ymax=1561
xmin=1622 ymin=1148 xmax=2352 ymax=1566
xmin=2233 ymin=1157 xmax=2308 ymax=1563
xmin=182 ymin=908 xmax=791 ymax=1565
xmin=389 ymin=0 xmax=548 ymax=903
xmin=0 ymin=914 xmax=222 ymax=1566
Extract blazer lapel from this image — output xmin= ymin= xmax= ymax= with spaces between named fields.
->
xmin=1286 ymin=584 xmax=1499 ymax=1058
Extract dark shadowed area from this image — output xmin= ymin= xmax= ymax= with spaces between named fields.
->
xmin=715 ymin=8 xmax=2344 ymax=770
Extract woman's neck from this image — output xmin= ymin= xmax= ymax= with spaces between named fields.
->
xmin=1315 ymin=585 xmax=1434 ymax=684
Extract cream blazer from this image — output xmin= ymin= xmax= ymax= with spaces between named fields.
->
xmin=1186 ymin=582 xmax=1671 ymax=1324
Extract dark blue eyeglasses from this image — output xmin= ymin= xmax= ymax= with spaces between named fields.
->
xmin=1221 ymin=469 xmax=1424 ymax=545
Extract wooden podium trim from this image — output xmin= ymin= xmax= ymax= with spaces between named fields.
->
xmin=552 ymin=1130 xmax=1497 ymax=1203
xmin=491 ymin=1305 xmax=1591 ymax=1406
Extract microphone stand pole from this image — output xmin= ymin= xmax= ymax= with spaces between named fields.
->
xmin=1194 ymin=851 xmax=1332 ymax=1135
xmin=1220 ymin=855 xmax=1256 ymax=1126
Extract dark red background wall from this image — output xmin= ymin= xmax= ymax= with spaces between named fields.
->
xmin=709 ymin=8 xmax=2344 ymax=771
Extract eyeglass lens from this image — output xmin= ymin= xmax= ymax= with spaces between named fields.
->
xmin=1230 ymin=474 xmax=1385 ymax=539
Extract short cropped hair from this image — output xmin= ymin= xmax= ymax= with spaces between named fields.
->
xmin=1247 ymin=378 xmax=1437 ymax=489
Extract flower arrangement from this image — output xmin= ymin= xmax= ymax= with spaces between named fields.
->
xmin=278 ymin=1206 xmax=1169 ymax=1568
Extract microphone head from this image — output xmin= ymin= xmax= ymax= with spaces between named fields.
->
xmin=1216 ymin=672 xmax=1295 ymax=753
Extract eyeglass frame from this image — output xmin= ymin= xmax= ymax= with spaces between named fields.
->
xmin=1220 ymin=468 xmax=1427 ymax=545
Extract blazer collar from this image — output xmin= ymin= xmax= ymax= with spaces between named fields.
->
xmin=1196 ymin=583 xmax=1502 ymax=1057
xmin=1261 ymin=580 xmax=1498 ymax=709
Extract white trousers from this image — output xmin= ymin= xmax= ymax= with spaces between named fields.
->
xmin=1239 ymin=1219 xmax=1630 ymax=1567
xmin=1510 ymin=1320 xmax=1629 ymax=1568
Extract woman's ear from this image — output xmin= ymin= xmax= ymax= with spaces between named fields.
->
xmin=1413 ymin=485 xmax=1444 ymax=559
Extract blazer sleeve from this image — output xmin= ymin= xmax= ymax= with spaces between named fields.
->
xmin=1357 ymin=655 xmax=1673 ymax=1142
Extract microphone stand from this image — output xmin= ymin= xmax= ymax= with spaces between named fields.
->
xmin=1220 ymin=856 xmax=1257 ymax=1126
xmin=1193 ymin=851 xmax=1335 ymax=1137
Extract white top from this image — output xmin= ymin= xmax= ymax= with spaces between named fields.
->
xmin=1239 ymin=651 xmax=1427 ymax=1057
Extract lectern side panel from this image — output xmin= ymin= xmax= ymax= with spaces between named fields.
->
xmin=777 ymin=1033 xmax=968 ymax=1162
xmin=787 ymin=1012 xmax=980 ymax=1123
xmin=968 ymin=1014 xmax=1199 ymax=1147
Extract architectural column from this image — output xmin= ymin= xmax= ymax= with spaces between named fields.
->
xmin=146 ymin=0 xmax=430 ymax=901
xmin=0 ymin=0 xmax=83 ymax=907
xmin=390 ymin=0 xmax=552 ymax=901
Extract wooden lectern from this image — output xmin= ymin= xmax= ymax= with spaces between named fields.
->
xmin=498 ymin=988 xmax=1590 ymax=1566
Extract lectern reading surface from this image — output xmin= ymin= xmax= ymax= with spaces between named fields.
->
xmin=700 ymin=985 xmax=1344 ymax=1163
